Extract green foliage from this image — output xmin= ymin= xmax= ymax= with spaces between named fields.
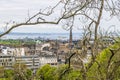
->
xmin=55 ymin=64 xmax=68 ymax=78
xmin=25 ymin=69 xmax=32 ymax=80
xmin=0 ymin=39 xmax=22 ymax=47
xmin=86 ymin=43 xmax=120 ymax=80
xmin=13 ymin=63 xmax=32 ymax=80
xmin=4 ymin=68 xmax=32 ymax=80
xmin=4 ymin=69 xmax=14 ymax=80
xmin=36 ymin=64 xmax=57 ymax=80
xmin=36 ymin=64 xmax=80 ymax=80
xmin=87 ymin=64 xmax=98 ymax=78
xmin=62 ymin=70 xmax=80 ymax=80
xmin=0 ymin=39 xmax=35 ymax=47
xmin=0 ymin=78 xmax=9 ymax=80
xmin=0 ymin=66 xmax=5 ymax=78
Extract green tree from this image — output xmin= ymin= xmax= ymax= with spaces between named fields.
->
xmin=61 ymin=69 xmax=80 ymax=80
xmin=25 ymin=69 xmax=32 ymax=80
xmin=13 ymin=63 xmax=32 ymax=80
xmin=36 ymin=64 xmax=57 ymax=80
xmin=86 ymin=43 xmax=120 ymax=80
xmin=4 ymin=69 xmax=14 ymax=80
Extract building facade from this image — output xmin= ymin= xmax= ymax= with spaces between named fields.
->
xmin=0 ymin=54 xmax=14 ymax=69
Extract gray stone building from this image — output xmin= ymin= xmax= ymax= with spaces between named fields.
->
xmin=0 ymin=54 xmax=14 ymax=69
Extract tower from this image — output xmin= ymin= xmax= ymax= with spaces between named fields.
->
xmin=69 ymin=27 xmax=72 ymax=49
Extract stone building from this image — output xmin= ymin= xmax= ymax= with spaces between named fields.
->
xmin=0 ymin=54 xmax=14 ymax=69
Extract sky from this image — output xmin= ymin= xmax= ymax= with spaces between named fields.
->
xmin=0 ymin=0 xmax=120 ymax=33
xmin=0 ymin=0 xmax=74 ymax=33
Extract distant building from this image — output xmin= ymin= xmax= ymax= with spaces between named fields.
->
xmin=15 ymin=55 xmax=40 ymax=71
xmin=22 ymin=44 xmax=36 ymax=55
xmin=35 ymin=40 xmax=42 ymax=54
xmin=39 ymin=55 xmax=57 ymax=67
xmin=0 ymin=54 xmax=14 ymax=69
xmin=0 ymin=53 xmax=58 ymax=70
xmin=0 ymin=40 xmax=64 ymax=70
xmin=41 ymin=43 xmax=51 ymax=51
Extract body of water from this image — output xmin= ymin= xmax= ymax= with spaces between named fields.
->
xmin=0 ymin=33 xmax=82 ymax=40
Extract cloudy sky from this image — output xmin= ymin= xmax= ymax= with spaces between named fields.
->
xmin=0 ymin=0 xmax=73 ymax=33
xmin=0 ymin=0 xmax=120 ymax=33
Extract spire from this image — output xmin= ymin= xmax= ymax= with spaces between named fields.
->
xmin=69 ymin=27 xmax=72 ymax=49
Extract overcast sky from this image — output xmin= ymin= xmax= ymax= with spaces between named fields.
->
xmin=0 ymin=0 xmax=73 ymax=33
xmin=0 ymin=0 xmax=120 ymax=33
